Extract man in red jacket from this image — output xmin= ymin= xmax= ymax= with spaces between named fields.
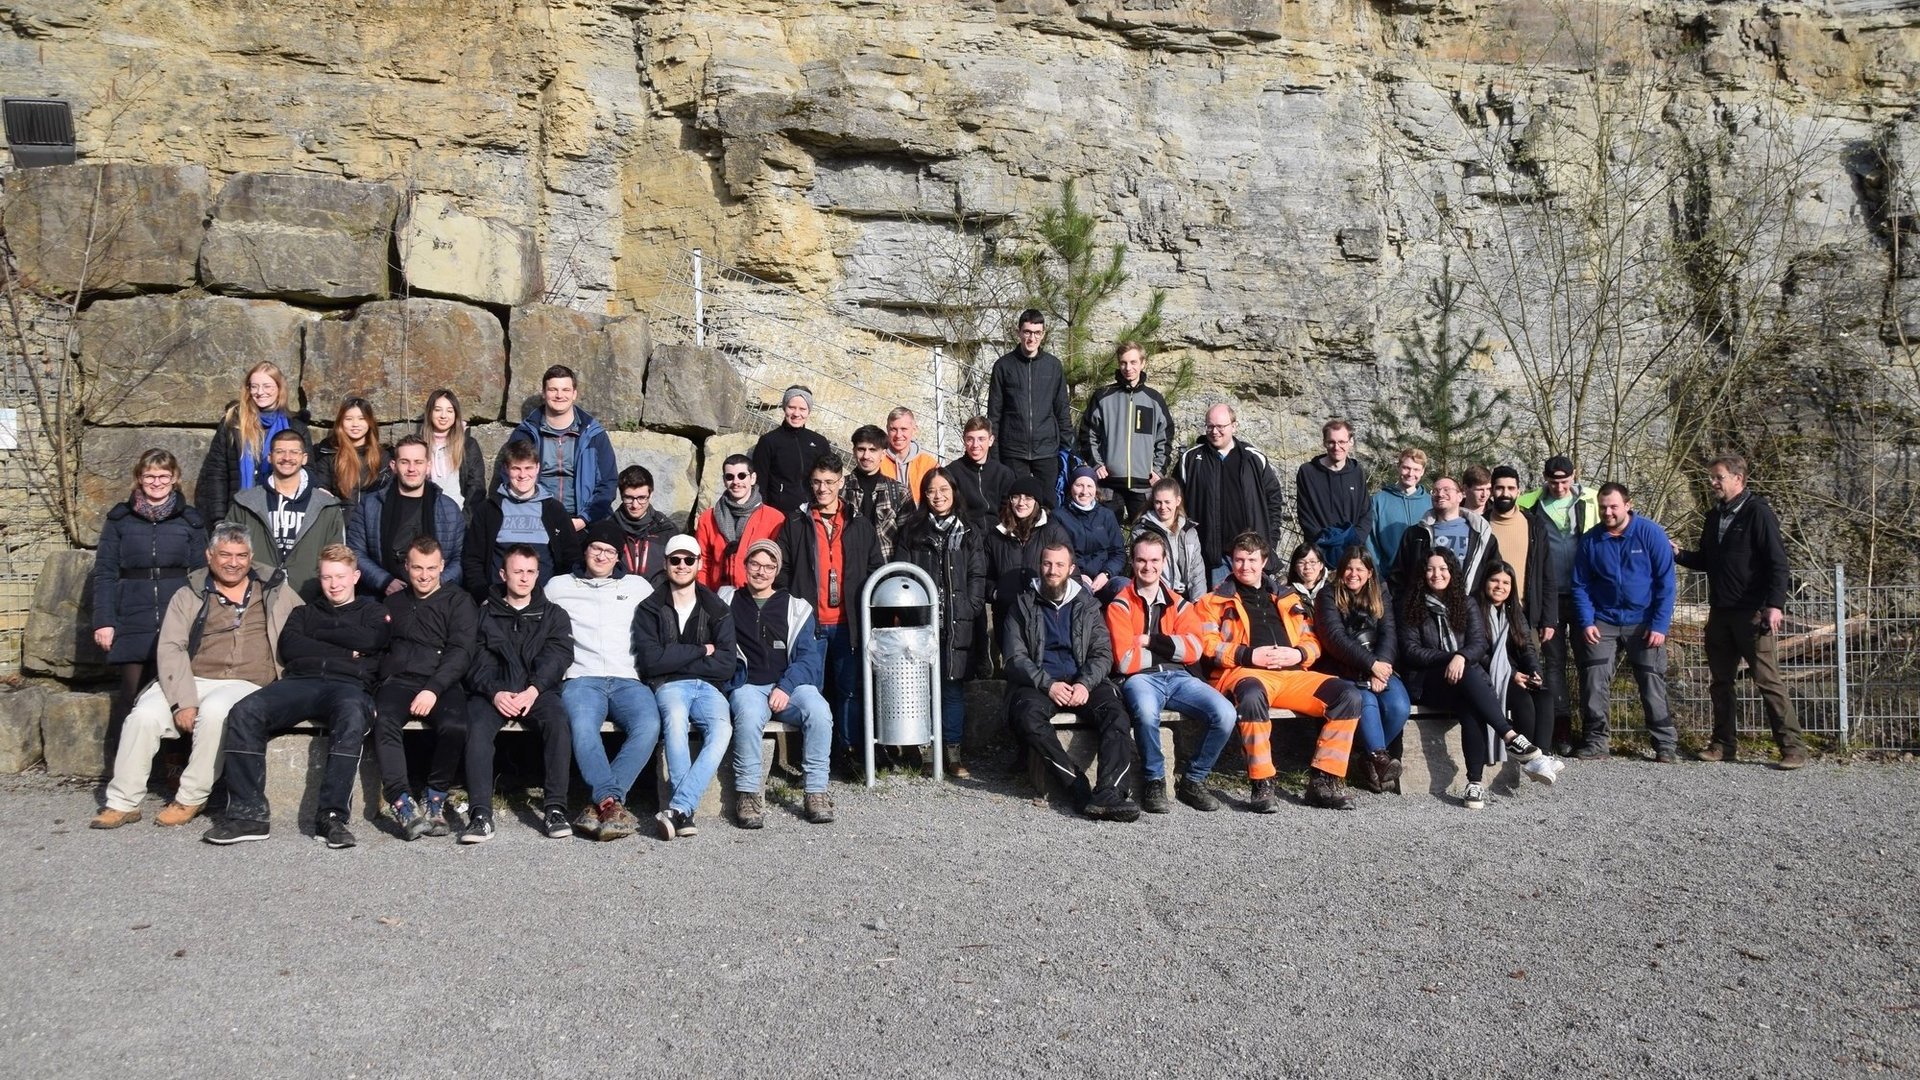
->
xmin=695 ymin=454 xmax=787 ymax=590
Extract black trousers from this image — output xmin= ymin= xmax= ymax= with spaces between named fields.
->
xmin=374 ymin=682 xmax=469 ymax=804
xmin=465 ymin=691 xmax=572 ymax=816
xmin=1006 ymin=681 xmax=1132 ymax=802
xmin=222 ymin=678 xmax=372 ymax=823
xmin=1505 ymin=678 xmax=1555 ymax=753
xmin=1415 ymin=666 xmax=1511 ymax=784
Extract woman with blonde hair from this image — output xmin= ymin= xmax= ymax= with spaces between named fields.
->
xmin=1131 ymin=476 xmax=1206 ymax=598
xmin=196 ymin=361 xmax=309 ymax=521
xmin=310 ymin=396 xmax=389 ymax=505
xmin=417 ymin=387 xmax=486 ymax=510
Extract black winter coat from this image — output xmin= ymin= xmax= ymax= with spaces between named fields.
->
xmin=1056 ymin=500 xmax=1127 ymax=583
xmin=308 ymin=435 xmax=391 ymax=505
xmin=92 ymin=498 xmax=208 ymax=664
xmin=467 ymin=589 xmax=574 ymax=698
xmin=1675 ymin=492 xmax=1792 ymax=612
xmin=777 ymin=507 xmax=884 ymax=646
xmin=948 ymin=454 xmax=1016 ymax=533
xmin=278 ymin=595 xmax=390 ymax=689
xmin=463 ymin=490 xmax=581 ymax=601
xmin=752 ymin=424 xmax=833 ymax=516
xmin=986 ymin=347 xmax=1072 ymax=462
xmin=983 ymin=513 xmax=1073 ymax=614
xmin=195 ymin=410 xmax=312 ymax=523
xmin=379 ymin=585 xmax=479 ymax=696
xmin=632 ymin=584 xmax=736 ymax=691
xmin=1312 ymin=585 xmax=1400 ymax=683
xmin=1398 ymin=597 xmax=1492 ymax=703
xmin=897 ymin=514 xmax=988 ymax=680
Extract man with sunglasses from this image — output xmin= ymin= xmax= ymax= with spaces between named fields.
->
xmin=635 ymin=535 xmax=736 ymax=840
xmin=695 ymin=454 xmax=788 ymax=590
xmin=719 ymin=540 xmax=834 ymax=828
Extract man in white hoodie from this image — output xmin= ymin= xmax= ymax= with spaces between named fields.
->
xmin=546 ymin=519 xmax=658 ymax=840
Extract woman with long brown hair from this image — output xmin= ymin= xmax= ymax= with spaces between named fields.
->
xmin=310 ymin=396 xmax=389 ymax=505
xmin=1312 ymin=547 xmax=1408 ymax=793
xmin=417 ymin=387 xmax=486 ymax=511
xmin=196 ymin=361 xmax=309 ymax=522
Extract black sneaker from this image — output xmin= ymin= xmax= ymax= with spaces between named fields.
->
xmin=202 ymin=817 xmax=269 ymax=845
xmin=317 ymin=814 xmax=356 ymax=849
xmin=1084 ymin=791 xmax=1142 ymax=823
xmin=1139 ymin=780 xmax=1171 ymax=815
xmin=543 ymin=807 xmax=573 ymax=839
xmin=457 ymin=815 xmax=495 ymax=844
xmin=671 ymin=810 xmax=697 ymax=838
xmin=1175 ymin=776 xmax=1221 ymax=812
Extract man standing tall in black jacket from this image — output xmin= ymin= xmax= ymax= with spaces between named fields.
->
xmin=460 ymin=545 xmax=576 ymax=844
xmin=1674 ymin=454 xmax=1807 ymax=769
xmin=987 ymin=309 xmax=1072 ymax=503
xmin=1176 ymin=403 xmax=1288 ymax=587
xmin=1295 ymin=418 xmax=1371 ymax=567
xmin=204 ymin=544 xmax=389 ymax=849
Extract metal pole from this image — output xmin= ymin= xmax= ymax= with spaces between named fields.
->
xmin=1834 ymin=563 xmax=1850 ymax=747
xmin=933 ymin=346 xmax=945 ymax=462
xmin=692 ymin=247 xmax=705 ymax=348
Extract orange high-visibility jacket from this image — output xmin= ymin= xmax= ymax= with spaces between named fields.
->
xmin=1105 ymin=580 xmax=1205 ymax=676
xmin=1193 ymin=580 xmax=1323 ymax=680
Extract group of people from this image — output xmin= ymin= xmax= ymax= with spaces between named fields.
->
xmin=84 ymin=310 xmax=1808 ymax=846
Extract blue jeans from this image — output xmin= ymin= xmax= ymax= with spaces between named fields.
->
xmin=729 ymin=683 xmax=832 ymax=794
xmin=1355 ymin=674 xmax=1411 ymax=754
xmin=562 ymin=676 xmax=661 ymax=805
xmin=1120 ymin=670 xmax=1235 ymax=783
xmin=1207 ymin=559 xmax=1231 ymax=588
xmin=939 ymin=679 xmax=965 ymax=746
xmin=656 ymin=680 xmax=733 ymax=815
xmin=819 ymin=623 xmax=861 ymax=753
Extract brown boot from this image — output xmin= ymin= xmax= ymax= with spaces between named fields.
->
xmin=90 ymin=807 xmax=142 ymax=829
xmin=155 ymin=802 xmax=204 ymax=827
xmin=1303 ymin=768 xmax=1357 ymax=810
xmin=1368 ymin=750 xmax=1401 ymax=794
xmin=1351 ymin=751 xmax=1383 ymax=793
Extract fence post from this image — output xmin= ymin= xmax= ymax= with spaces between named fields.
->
xmin=933 ymin=346 xmax=945 ymax=461
xmin=1833 ymin=563 xmax=1850 ymax=748
xmin=692 ymin=248 xmax=705 ymax=348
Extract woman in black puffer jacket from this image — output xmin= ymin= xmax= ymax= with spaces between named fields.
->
xmin=1398 ymin=548 xmax=1558 ymax=811
xmin=92 ymin=448 xmax=208 ymax=710
xmin=894 ymin=467 xmax=988 ymax=777
xmin=1313 ymin=547 xmax=1408 ymax=794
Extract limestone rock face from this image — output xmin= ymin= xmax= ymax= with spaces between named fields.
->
xmin=304 ymin=298 xmax=506 ymax=424
xmin=78 ymin=296 xmax=313 ymax=426
xmin=401 ymin=193 xmax=542 ymax=308
xmin=23 ymin=549 xmax=104 ymax=679
xmin=39 ymin=691 xmax=113 ymax=779
xmin=75 ymin=427 xmax=210 ymax=546
xmin=607 ymin=430 xmax=699 ymax=522
xmin=0 ymin=687 xmax=46 ymax=773
xmin=200 ymin=172 xmax=400 ymax=304
xmin=643 ymin=344 xmax=746 ymax=437
xmin=505 ymin=305 xmax=650 ymax=425
xmin=0 ymin=163 xmax=209 ymax=296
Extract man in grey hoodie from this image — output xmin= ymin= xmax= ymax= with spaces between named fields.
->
xmin=224 ymin=427 xmax=345 ymax=601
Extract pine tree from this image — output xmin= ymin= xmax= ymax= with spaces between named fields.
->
xmin=1015 ymin=180 xmax=1188 ymax=410
xmin=1369 ymin=255 xmax=1512 ymax=480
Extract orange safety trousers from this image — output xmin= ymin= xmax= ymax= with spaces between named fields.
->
xmin=1219 ymin=669 xmax=1358 ymax=781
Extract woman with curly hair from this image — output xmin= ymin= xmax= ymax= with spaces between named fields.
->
xmin=1399 ymin=549 xmax=1560 ymax=810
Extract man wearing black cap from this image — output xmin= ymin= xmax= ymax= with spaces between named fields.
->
xmin=987 ymin=309 xmax=1072 ymax=502
xmin=1518 ymin=453 xmax=1601 ymax=751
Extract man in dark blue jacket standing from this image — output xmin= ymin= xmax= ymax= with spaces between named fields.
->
xmin=1571 ymin=482 xmax=1677 ymax=762
xmin=508 ymin=364 xmax=616 ymax=529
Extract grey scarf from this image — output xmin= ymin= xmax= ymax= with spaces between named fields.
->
xmin=714 ymin=488 xmax=764 ymax=544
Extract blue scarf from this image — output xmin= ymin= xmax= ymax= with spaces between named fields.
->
xmin=238 ymin=410 xmax=292 ymax=492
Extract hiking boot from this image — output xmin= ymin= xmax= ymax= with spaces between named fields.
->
xmin=202 ymin=817 xmax=269 ymax=845
xmin=457 ymin=815 xmax=495 ymax=845
xmin=423 ymin=790 xmax=451 ymax=837
xmin=1085 ymin=790 xmax=1141 ymax=822
xmin=1302 ymin=768 xmax=1357 ymax=811
xmin=1777 ymin=745 xmax=1810 ymax=771
xmin=90 ymin=807 xmax=141 ymax=830
xmin=1175 ymin=776 xmax=1221 ymax=812
xmin=1696 ymin=743 xmax=1733 ymax=763
xmin=1352 ymin=751 xmax=1383 ymax=794
xmin=1522 ymin=756 xmax=1559 ymax=786
xmin=943 ymin=743 xmax=971 ymax=780
xmin=596 ymin=797 xmax=637 ymax=840
xmin=392 ymin=793 xmax=429 ymax=841
xmin=155 ymin=801 xmax=203 ymax=827
xmin=804 ymin=792 xmax=835 ymax=824
xmin=317 ymin=812 xmax=356 ymax=849
xmin=1139 ymin=780 xmax=1171 ymax=815
xmin=573 ymin=803 xmax=604 ymax=840
xmin=1652 ymin=749 xmax=1679 ymax=764
xmin=1246 ymin=778 xmax=1279 ymax=815
xmin=1462 ymin=782 xmax=1487 ymax=810
xmin=1373 ymin=751 xmax=1404 ymax=793
xmin=735 ymin=793 xmax=767 ymax=830
xmin=1574 ymin=743 xmax=1611 ymax=761
xmin=543 ymin=807 xmax=573 ymax=839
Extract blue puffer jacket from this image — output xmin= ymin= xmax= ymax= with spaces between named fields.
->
xmin=1056 ymin=499 xmax=1127 ymax=583
xmin=346 ymin=479 xmax=466 ymax=593
xmin=92 ymin=497 xmax=208 ymax=664
xmin=509 ymin=406 xmax=617 ymax=524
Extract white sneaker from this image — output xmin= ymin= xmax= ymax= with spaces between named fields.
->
xmin=1522 ymin=756 xmax=1559 ymax=786
xmin=1462 ymin=782 xmax=1487 ymax=810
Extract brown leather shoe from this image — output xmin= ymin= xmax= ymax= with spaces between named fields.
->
xmin=155 ymin=802 xmax=204 ymax=827
xmin=1696 ymin=744 xmax=1732 ymax=763
xmin=1777 ymin=745 xmax=1810 ymax=770
xmin=90 ymin=807 xmax=142 ymax=829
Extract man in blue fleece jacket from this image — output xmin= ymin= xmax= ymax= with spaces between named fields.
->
xmin=1570 ymin=482 xmax=1676 ymax=762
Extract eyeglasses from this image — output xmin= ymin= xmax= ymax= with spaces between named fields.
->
xmin=666 ymin=554 xmax=699 ymax=566
xmin=621 ymin=493 xmax=650 ymax=503
xmin=723 ymin=472 xmax=749 ymax=481
xmin=1205 ymin=423 xmax=1233 ymax=431
xmin=745 ymin=561 xmax=777 ymax=573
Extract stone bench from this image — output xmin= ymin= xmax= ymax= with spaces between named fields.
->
xmin=264 ymin=717 xmax=794 ymax=829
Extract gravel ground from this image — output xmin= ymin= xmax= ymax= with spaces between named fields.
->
xmin=0 ymin=753 xmax=1915 ymax=1080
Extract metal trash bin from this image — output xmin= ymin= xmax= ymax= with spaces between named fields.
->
xmin=861 ymin=562 xmax=945 ymax=785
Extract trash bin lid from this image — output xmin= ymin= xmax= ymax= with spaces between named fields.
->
xmin=869 ymin=575 xmax=932 ymax=608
